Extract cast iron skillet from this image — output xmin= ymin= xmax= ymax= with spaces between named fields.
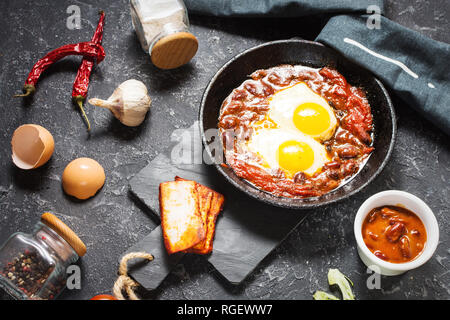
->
xmin=199 ymin=39 xmax=396 ymax=209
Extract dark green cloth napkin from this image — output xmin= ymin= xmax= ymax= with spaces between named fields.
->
xmin=185 ymin=1 xmax=450 ymax=135
xmin=184 ymin=0 xmax=385 ymax=17
xmin=316 ymin=15 xmax=450 ymax=135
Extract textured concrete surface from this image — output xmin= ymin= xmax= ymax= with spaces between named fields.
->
xmin=0 ymin=0 xmax=448 ymax=300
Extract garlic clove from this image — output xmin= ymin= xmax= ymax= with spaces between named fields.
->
xmin=89 ymin=79 xmax=151 ymax=127
xmin=11 ymin=124 xmax=55 ymax=170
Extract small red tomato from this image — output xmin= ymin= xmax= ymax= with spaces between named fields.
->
xmin=90 ymin=294 xmax=118 ymax=300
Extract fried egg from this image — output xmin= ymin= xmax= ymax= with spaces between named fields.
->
xmin=247 ymin=128 xmax=330 ymax=178
xmin=268 ymin=82 xmax=338 ymax=141
xmin=243 ymin=82 xmax=338 ymax=178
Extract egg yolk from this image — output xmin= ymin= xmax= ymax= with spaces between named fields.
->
xmin=277 ymin=140 xmax=314 ymax=176
xmin=293 ymin=102 xmax=330 ymax=137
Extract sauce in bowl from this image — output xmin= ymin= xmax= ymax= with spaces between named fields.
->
xmin=362 ymin=205 xmax=427 ymax=263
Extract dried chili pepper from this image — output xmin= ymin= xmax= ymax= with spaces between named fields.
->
xmin=15 ymin=41 xmax=105 ymax=98
xmin=72 ymin=11 xmax=105 ymax=131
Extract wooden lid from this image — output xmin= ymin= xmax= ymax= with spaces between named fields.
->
xmin=41 ymin=212 xmax=87 ymax=257
xmin=151 ymin=32 xmax=198 ymax=70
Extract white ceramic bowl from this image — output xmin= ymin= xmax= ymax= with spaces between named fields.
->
xmin=354 ymin=190 xmax=439 ymax=276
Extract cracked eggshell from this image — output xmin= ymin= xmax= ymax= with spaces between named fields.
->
xmin=11 ymin=124 xmax=55 ymax=170
xmin=62 ymin=157 xmax=106 ymax=200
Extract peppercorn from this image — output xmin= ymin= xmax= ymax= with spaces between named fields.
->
xmin=1 ymin=250 xmax=54 ymax=298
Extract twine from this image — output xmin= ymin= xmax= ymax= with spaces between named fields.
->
xmin=113 ymin=252 xmax=154 ymax=300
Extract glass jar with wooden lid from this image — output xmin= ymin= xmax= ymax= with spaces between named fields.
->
xmin=0 ymin=213 xmax=86 ymax=300
xmin=130 ymin=0 xmax=198 ymax=69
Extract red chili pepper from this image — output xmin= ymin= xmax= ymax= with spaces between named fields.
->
xmin=15 ymin=41 xmax=105 ymax=98
xmin=72 ymin=11 xmax=105 ymax=131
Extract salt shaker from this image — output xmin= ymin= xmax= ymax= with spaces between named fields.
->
xmin=130 ymin=0 xmax=198 ymax=69
xmin=0 ymin=213 xmax=86 ymax=300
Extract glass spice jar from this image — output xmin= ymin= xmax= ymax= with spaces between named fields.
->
xmin=130 ymin=0 xmax=198 ymax=69
xmin=0 ymin=213 xmax=86 ymax=300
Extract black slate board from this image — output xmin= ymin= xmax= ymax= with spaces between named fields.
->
xmin=126 ymin=124 xmax=309 ymax=290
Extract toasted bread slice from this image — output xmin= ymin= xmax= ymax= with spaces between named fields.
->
xmin=174 ymin=177 xmax=224 ymax=255
xmin=188 ymin=191 xmax=224 ymax=254
xmin=175 ymin=176 xmax=212 ymax=232
xmin=160 ymin=180 xmax=205 ymax=254
xmin=168 ymin=177 xmax=225 ymax=255
xmin=197 ymin=188 xmax=213 ymax=227
xmin=189 ymin=187 xmax=213 ymax=251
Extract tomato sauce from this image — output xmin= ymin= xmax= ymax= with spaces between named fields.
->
xmin=218 ymin=65 xmax=374 ymax=198
xmin=362 ymin=206 xmax=427 ymax=263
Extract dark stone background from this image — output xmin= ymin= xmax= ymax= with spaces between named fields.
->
xmin=0 ymin=0 xmax=448 ymax=300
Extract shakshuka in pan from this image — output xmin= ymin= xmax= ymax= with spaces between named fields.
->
xmin=218 ymin=65 xmax=374 ymax=198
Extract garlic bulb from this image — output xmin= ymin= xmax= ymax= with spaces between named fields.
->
xmin=89 ymin=79 xmax=151 ymax=127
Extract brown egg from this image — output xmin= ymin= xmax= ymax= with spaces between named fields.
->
xmin=62 ymin=158 xmax=105 ymax=200
xmin=11 ymin=124 xmax=55 ymax=169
